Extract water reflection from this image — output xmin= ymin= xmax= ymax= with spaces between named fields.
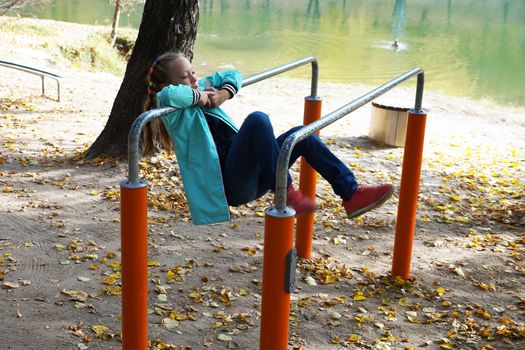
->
xmin=305 ymin=0 xmax=320 ymax=32
xmin=340 ymin=0 xmax=349 ymax=31
xmin=13 ymin=0 xmax=525 ymax=107
xmin=202 ymin=0 xmax=214 ymax=16
xmin=447 ymin=0 xmax=452 ymax=28
xmin=503 ymin=0 xmax=510 ymax=24
xmin=220 ymin=0 xmax=229 ymax=15
xmin=391 ymin=0 xmax=406 ymax=45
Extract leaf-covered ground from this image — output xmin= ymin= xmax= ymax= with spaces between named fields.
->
xmin=0 ymin=59 xmax=524 ymax=350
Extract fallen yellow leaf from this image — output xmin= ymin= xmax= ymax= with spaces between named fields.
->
xmin=436 ymin=287 xmax=446 ymax=295
xmin=347 ymin=334 xmax=360 ymax=342
xmin=331 ymin=336 xmax=341 ymax=344
xmin=91 ymin=325 xmax=108 ymax=335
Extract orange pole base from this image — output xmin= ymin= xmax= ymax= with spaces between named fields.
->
xmin=121 ymin=181 xmax=149 ymax=350
xmin=260 ymin=209 xmax=295 ymax=350
xmin=392 ymin=111 xmax=427 ymax=279
xmin=296 ymin=98 xmax=322 ymax=259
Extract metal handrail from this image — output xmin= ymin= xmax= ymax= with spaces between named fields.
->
xmin=127 ymin=56 xmax=319 ymax=183
xmin=273 ymin=68 xmax=425 ymax=210
xmin=243 ymin=56 xmax=318 ymax=98
xmin=0 ymin=60 xmax=62 ymax=101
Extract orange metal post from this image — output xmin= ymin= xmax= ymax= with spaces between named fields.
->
xmin=296 ymin=97 xmax=322 ymax=258
xmin=392 ymin=110 xmax=427 ymax=279
xmin=120 ymin=181 xmax=149 ymax=350
xmin=260 ymin=208 xmax=295 ymax=350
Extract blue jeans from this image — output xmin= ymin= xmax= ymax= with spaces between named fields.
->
xmin=222 ymin=111 xmax=358 ymax=206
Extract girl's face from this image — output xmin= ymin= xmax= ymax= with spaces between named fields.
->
xmin=166 ymin=57 xmax=198 ymax=89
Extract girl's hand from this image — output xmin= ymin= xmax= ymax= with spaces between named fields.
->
xmin=197 ymin=91 xmax=211 ymax=107
xmin=205 ymin=87 xmax=230 ymax=108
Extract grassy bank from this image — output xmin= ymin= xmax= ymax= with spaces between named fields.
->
xmin=0 ymin=16 xmax=136 ymax=75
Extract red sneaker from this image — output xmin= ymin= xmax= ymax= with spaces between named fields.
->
xmin=343 ymin=184 xmax=394 ymax=219
xmin=287 ymin=185 xmax=316 ymax=218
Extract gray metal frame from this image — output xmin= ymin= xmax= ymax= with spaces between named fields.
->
xmin=0 ymin=60 xmax=62 ymax=101
xmin=273 ymin=68 xmax=425 ymax=210
xmin=243 ymin=56 xmax=318 ymax=99
xmin=127 ymin=56 xmax=319 ymax=184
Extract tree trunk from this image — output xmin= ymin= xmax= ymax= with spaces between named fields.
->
xmin=110 ymin=0 xmax=123 ymax=46
xmin=86 ymin=0 xmax=199 ymax=159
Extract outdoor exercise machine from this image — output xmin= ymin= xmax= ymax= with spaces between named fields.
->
xmin=121 ymin=56 xmax=319 ymax=349
xmin=120 ymin=56 xmax=426 ymax=349
xmin=261 ymin=66 xmax=425 ymax=350
xmin=0 ymin=59 xmax=61 ymax=101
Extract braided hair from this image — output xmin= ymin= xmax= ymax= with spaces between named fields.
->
xmin=143 ymin=51 xmax=186 ymax=156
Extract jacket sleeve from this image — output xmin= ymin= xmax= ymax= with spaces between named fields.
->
xmin=198 ymin=70 xmax=243 ymax=98
xmin=156 ymin=84 xmax=201 ymax=109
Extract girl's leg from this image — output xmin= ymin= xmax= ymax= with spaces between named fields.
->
xmin=276 ymin=126 xmax=394 ymax=218
xmin=223 ymin=118 xmax=391 ymax=218
xmin=276 ymin=126 xmax=358 ymax=201
xmin=222 ymin=111 xmax=291 ymax=206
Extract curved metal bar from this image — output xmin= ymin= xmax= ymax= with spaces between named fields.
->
xmin=0 ymin=60 xmax=61 ymax=77
xmin=0 ymin=59 xmax=62 ymax=101
xmin=128 ymin=107 xmax=177 ymax=182
xmin=243 ymin=56 xmax=319 ymax=98
xmin=127 ymin=56 xmax=319 ymax=182
xmin=274 ymin=68 xmax=425 ymax=210
xmin=310 ymin=59 xmax=319 ymax=99
xmin=415 ymin=72 xmax=425 ymax=112
xmin=56 ymin=79 xmax=61 ymax=102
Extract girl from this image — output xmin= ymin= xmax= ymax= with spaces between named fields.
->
xmin=144 ymin=51 xmax=393 ymax=225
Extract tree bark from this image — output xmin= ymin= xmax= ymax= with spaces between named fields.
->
xmin=110 ymin=0 xmax=123 ymax=46
xmin=86 ymin=0 xmax=199 ymax=159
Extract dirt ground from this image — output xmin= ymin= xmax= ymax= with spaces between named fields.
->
xmin=0 ymin=50 xmax=524 ymax=350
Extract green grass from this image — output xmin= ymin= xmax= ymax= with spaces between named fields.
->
xmin=1 ymin=16 xmax=138 ymax=75
xmin=1 ymin=18 xmax=61 ymax=36
xmin=58 ymin=32 xmax=131 ymax=75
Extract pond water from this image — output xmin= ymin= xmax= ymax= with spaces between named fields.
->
xmin=15 ymin=0 xmax=525 ymax=107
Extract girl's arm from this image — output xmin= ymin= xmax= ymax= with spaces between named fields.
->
xmin=157 ymin=84 xmax=209 ymax=109
xmin=198 ymin=70 xmax=243 ymax=100
xmin=204 ymin=87 xmax=231 ymax=108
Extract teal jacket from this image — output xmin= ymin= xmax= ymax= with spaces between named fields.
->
xmin=156 ymin=70 xmax=242 ymax=225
